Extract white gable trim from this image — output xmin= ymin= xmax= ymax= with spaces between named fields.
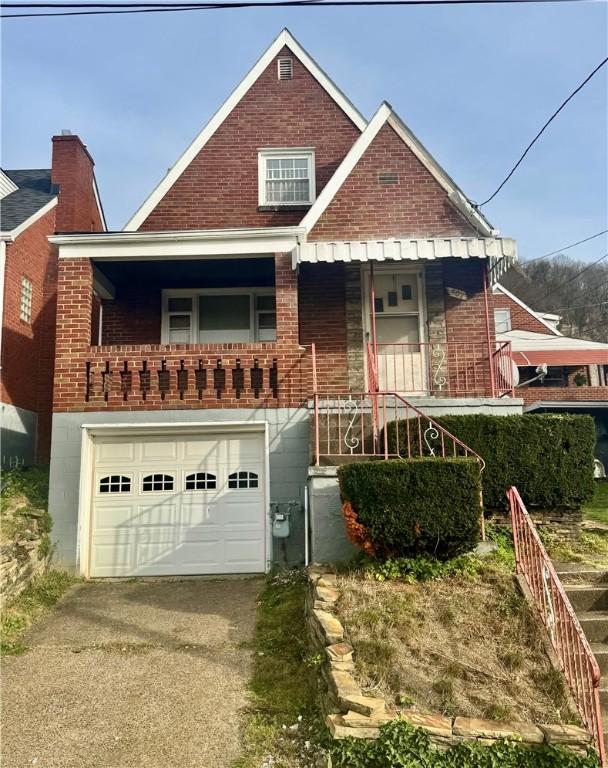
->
xmin=123 ymin=29 xmax=367 ymax=232
xmin=0 ymin=197 xmax=58 ymax=242
xmin=301 ymin=102 xmax=494 ymax=238
xmin=493 ymin=282 xmax=563 ymax=336
xmin=0 ymin=170 xmax=18 ymax=200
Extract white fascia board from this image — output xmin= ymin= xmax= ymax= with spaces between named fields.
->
xmin=52 ymin=226 xmax=305 ymax=261
xmin=123 ymin=28 xmax=367 ymax=232
xmin=493 ymin=282 xmax=563 ymax=336
xmin=0 ymin=197 xmax=58 ymax=242
xmin=92 ymin=173 xmax=107 ymax=232
xmin=301 ymin=102 xmax=494 ymax=238
xmin=81 ymin=421 xmax=268 ymax=437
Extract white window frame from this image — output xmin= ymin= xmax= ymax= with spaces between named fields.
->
xmin=258 ymin=148 xmax=315 ymax=207
xmin=161 ymin=287 xmax=277 ymax=344
xmin=494 ymin=308 xmax=512 ymax=334
xmin=20 ymin=276 xmax=33 ymax=323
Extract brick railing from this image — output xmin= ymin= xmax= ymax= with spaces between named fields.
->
xmin=56 ymin=344 xmax=312 ymax=411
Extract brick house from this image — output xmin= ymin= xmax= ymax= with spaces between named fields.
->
xmin=48 ymin=29 xmax=524 ymax=577
xmin=0 ymin=134 xmax=105 ymax=467
xmin=493 ymin=282 xmax=608 ymax=470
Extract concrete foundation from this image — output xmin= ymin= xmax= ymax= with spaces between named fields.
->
xmin=308 ymin=466 xmax=356 ymax=564
xmin=1 ymin=403 xmax=37 ymax=468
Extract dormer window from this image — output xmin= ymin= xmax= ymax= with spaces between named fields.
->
xmin=258 ymin=149 xmax=315 ymax=207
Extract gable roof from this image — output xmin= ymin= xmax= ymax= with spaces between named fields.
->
xmin=493 ymin=282 xmax=563 ymax=336
xmin=124 ymin=29 xmax=367 ymax=232
xmin=0 ymin=169 xmax=58 ymax=233
xmin=300 ymin=102 xmax=495 ymax=238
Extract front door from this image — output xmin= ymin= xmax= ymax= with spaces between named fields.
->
xmin=366 ymin=269 xmax=427 ymax=394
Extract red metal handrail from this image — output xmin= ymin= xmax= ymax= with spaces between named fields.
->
xmin=367 ymin=341 xmax=515 ymax=398
xmin=508 ymin=486 xmax=606 ymax=765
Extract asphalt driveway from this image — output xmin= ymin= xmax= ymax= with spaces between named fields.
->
xmin=1 ymin=578 xmax=261 ymax=768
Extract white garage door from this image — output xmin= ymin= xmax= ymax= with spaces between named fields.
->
xmin=89 ymin=430 xmax=267 ymax=577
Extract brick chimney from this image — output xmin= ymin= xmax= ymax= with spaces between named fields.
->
xmin=51 ymin=132 xmax=104 ymax=233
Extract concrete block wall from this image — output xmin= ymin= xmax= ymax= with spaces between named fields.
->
xmin=49 ymin=407 xmax=311 ymax=570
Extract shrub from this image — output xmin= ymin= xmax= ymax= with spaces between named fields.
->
xmin=338 ymin=458 xmax=481 ymax=559
xmin=384 ymin=414 xmax=596 ymax=511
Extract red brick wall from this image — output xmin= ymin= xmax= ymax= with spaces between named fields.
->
xmin=52 ymin=135 xmax=103 ymax=233
xmin=309 ymin=124 xmax=476 ymax=241
xmin=139 ymin=47 xmax=361 ymax=231
xmin=101 ymin=287 xmax=162 ymax=345
xmin=492 ymin=291 xmax=554 ymax=335
xmin=53 ymin=254 xmax=310 ymax=412
xmin=520 ymin=386 xmax=608 ymax=405
xmin=1 ymin=209 xmax=57 ymax=417
xmin=298 ymin=263 xmax=348 ymax=391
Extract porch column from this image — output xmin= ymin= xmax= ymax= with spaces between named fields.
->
xmin=54 ymin=257 xmax=93 ymax=411
xmin=274 ymin=252 xmax=302 ymax=406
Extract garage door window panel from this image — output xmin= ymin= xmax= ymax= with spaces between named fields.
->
xmin=184 ymin=472 xmax=217 ymax=490
xmin=142 ymin=473 xmax=175 ymax=492
xmin=99 ymin=475 xmax=131 ymax=494
xmin=228 ymin=470 xmax=259 ymax=489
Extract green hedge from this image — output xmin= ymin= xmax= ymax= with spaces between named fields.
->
xmin=384 ymin=414 xmax=596 ymax=511
xmin=338 ymin=458 xmax=481 ymax=559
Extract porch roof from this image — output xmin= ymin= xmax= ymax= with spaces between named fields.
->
xmin=295 ymin=236 xmax=517 ymax=278
xmin=498 ymin=329 xmax=608 ymax=366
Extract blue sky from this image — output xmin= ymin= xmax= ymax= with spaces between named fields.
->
xmin=2 ymin=2 xmax=607 ymax=262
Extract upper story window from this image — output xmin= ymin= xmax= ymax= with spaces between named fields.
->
xmin=20 ymin=277 xmax=33 ymax=323
xmin=494 ymin=309 xmax=512 ymax=334
xmin=258 ymin=149 xmax=315 ymax=207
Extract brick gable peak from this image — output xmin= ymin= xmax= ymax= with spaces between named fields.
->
xmin=302 ymin=101 xmax=495 ymax=239
xmin=124 ymin=28 xmax=367 ymax=232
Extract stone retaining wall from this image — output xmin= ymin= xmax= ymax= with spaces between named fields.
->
xmin=305 ymin=567 xmax=592 ymax=754
xmin=1 ymin=538 xmax=50 ymax=602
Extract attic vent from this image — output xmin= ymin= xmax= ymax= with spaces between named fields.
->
xmin=278 ymin=57 xmax=293 ymax=80
xmin=378 ymin=172 xmax=399 ymax=185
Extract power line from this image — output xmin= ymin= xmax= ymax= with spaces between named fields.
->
xmin=477 ymin=55 xmax=608 ymax=207
xmin=522 ymin=228 xmax=608 ymax=265
xmin=533 ymin=253 xmax=608 ymax=304
xmin=0 ymin=0 xmax=592 ymax=17
xmin=548 ymin=298 xmax=608 ymax=313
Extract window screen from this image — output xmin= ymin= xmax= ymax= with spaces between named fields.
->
xmin=199 ymin=295 xmax=251 ymax=343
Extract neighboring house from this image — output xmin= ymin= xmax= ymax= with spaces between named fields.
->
xmin=48 ymin=29 xmax=522 ymax=578
xmin=493 ymin=282 xmax=608 ymax=469
xmin=0 ymin=134 xmax=106 ymax=467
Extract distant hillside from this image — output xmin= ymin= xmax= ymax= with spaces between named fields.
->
xmin=501 ymin=254 xmax=608 ymax=343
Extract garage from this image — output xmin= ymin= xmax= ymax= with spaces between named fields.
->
xmin=85 ymin=427 xmax=268 ymax=577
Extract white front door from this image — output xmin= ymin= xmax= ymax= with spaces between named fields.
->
xmin=365 ymin=269 xmax=427 ymax=394
xmin=89 ymin=431 xmax=266 ymax=577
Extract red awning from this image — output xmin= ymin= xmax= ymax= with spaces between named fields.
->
xmin=513 ymin=350 xmax=608 ymax=366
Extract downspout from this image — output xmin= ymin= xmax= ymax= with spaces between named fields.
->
xmin=482 ymin=263 xmax=497 ymax=398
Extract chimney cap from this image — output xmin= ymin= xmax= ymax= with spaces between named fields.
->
xmin=61 ymin=129 xmax=72 ymax=136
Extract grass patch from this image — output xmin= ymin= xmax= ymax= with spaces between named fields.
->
xmin=337 ymin=556 xmax=577 ymax=724
xmin=234 ymin=570 xmax=327 ymax=768
xmin=541 ymin=527 xmax=608 ymax=567
xmin=1 ymin=569 xmax=78 ymax=655
xmin=0 ymin=466 xmax=51 ymax=545
xmin=583 ymin=480 xmax=608 ymax=526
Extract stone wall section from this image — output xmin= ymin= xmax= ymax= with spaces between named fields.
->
xmin=305 ymin=568 xmax=593 ymax=754
xmin=1 ymin=537 xmax=50 ymax=602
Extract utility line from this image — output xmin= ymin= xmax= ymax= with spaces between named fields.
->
xmin=528 ymin=253 xmax=608 ymax=304
xmin=477 ymin=55 xmax=608 ymax=207
xmin=522 ymin=228 xmax=608 ymax=265
xmin=0 ymin=0 xmax=593 ymax=17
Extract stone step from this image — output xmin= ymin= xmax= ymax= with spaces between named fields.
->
xmin=554 ymin=562 xmax=608 ymax=585
xmin=591 ymin=643 xmax=608 ymax=676
xmin=578 ymin=612 xmax=608 ymax=644
xmin=565 ymin=585 xmax=608 ymax=613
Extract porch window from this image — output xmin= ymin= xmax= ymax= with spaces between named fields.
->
xmin=258 ymin=149 xmax=315 ymax=206
xmin=162 ymin=290 xmax=276 ymax=344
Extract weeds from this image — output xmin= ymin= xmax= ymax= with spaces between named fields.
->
xmin=1 ymin=569 xmax=78 ymax=655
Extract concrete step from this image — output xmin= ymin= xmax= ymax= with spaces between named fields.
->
xmin=578 ymin=612 xmax=608 ymax=644
xmin=565 ymin=585 xmax=608 ymax=613
xmin=554 ymin=562 xmax=608 ymax=585
xmin=591 ymin=643 xmax=608 ymax=676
